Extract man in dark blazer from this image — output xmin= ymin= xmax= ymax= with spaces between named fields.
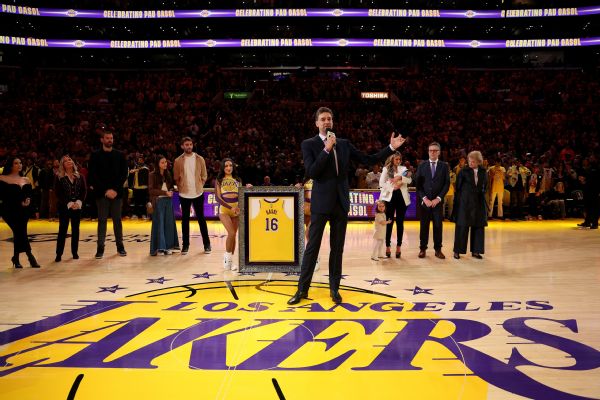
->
xmin=288 ymin=107 xmax=406 ymax=305
xmin=415 ymin=142 xmax=450 ymax=259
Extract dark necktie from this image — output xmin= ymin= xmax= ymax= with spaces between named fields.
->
xmin=324 ymin=137 xmax=339 ymax=175
xmin=431 ymin=162 xmax=436 ymax=178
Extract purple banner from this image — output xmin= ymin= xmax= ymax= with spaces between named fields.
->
xmin=1 ymin=5 xmax=598 ymax=19
xmin=0 ymin=36 xmax=597 ymax=48
xmin=170 ymin=190 xmax=416 ymax=221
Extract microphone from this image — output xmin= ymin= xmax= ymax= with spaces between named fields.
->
xmin=326 ymin=130 xmax=336 ymax=148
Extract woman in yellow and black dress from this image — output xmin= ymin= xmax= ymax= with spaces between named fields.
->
xmin=215 ymin=158 xmax=243 ymax=270
xmin=0 ymin=157 xmax=40 ymax=268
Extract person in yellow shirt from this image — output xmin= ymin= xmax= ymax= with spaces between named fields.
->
xmin=487 ymin=159 xmax=506 ymax=219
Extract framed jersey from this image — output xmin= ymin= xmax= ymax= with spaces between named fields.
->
xmin=239 ymin=186 xmax=304 ymax=273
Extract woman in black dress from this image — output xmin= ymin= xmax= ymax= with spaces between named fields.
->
xmin=0 ymin=157 xmax=40 ymax=268
xmin=55 ymin=155 xmax=87 ymax=261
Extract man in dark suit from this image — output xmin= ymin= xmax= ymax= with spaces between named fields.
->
xmin=288 ymin=107 xmax=406 ymax=305
xmin=415 ymin=142 xmax=450 ymax=259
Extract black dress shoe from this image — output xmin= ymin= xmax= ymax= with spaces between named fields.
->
xmin=55 ymin=255 xmax=62 ymax=262
xmin=453 ymin=252 xmax=460 ymax=259
xmin=287 ymin=291 xmax=308 ymax=305
xmin=72 ymin=254 xmax=79 ymax=259
xmin=472 ymin=253 xmax=483 ymax=259
xmin=330 ymin=290 xmax=342 ymax=304
xmin=418 ymin=250 xmax=426 ymax=258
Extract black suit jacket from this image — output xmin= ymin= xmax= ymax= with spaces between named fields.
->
xmin=452 ymin=166 xmax=488 ymax=227
xmin=302 ymin=135 xmax=393 ymax=214
xmin=415 ymin=159 xmax=451 ymax=204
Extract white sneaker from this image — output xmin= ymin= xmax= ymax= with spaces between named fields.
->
xmin=223 ymin=252 xmax=232 ymax=270
xmin=164 ymin=250 xmax=172 ymax=255
xmin=314 ymin=256 xmax=320 ymax=271
xmin=371 ymin=257 xmax=379 ymax=261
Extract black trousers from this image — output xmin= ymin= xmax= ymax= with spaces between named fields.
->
xmin=384 ymin=190 xmax=407 ymax=247
xmin=584 ymin=193 xmax=599 ymax=227
xmin=453 ymin=225 xmax=485 ymax=254
xmin=133 ymin=188 xmax=149 ymax=217
xmin=419 ymin=203 xmax=444 ymax=250
xmin=180 ymin=194 xmax=211 ymax=248
xmin=509 ymin=188 xmax=524 ymax=219
xmin=56 ymin=206 xmax=81 ymax=256
xmin=298 ymin=202 xmax=347 ymax=294
xmin=96 ymin=197 xmax=123 ymax=250
xmin=3 ymin=212 xmax=31 ymax=255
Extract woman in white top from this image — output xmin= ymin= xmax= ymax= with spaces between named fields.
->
xmin=379 ymin=152 xmax=412 ymax=258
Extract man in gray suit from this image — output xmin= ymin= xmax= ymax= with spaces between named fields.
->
xmin=415 ymin=142 xmax=450 ymax=259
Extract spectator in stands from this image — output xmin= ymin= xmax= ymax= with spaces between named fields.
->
xmin=507 ymin=159 xmax=530 ymax=220
xmin=542 ymin=182 xmax=567 ymax=219
xmin=366 ymin=164 xmax=382 ymax=190
xmin=130 ymin=155 xmax=150 ymax=220
xmin=487 ymin=158 xmax=506 ymax=219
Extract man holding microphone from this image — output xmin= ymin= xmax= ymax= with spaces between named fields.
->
xmin=288 ymin=107 xmax=406 ymax=305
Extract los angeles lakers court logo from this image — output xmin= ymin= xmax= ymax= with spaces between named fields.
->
xmin=0 ymin=280 xmax=598 ymax=399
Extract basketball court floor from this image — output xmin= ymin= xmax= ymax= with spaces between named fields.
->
xmin=0 ymin=219 xmax=599 ymax=399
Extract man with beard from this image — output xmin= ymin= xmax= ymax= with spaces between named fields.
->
xmin=88 ymin=131 xmax=129 ymax=259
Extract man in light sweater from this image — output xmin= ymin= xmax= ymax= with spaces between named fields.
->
xmin=173 ymin=136 xmax=212 ymax=255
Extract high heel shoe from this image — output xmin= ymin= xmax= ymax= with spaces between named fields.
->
xmin=26 ymin=252 xmax=41 ymax=268
xmin=11 ymin=256 xmax=23 ymax=269
xmin=385 ymin=247 xmax=391 ymax=258
xmin=395 ymin=246 xmax=401 ymax=258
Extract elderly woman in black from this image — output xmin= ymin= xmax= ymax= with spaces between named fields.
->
xmin=0 ymin=157 xmax=40 ymax=268
xmin=55 ymin=155 xmax=87 ymax=262
xmin=451 ymin=151 xmax=488 ymax=259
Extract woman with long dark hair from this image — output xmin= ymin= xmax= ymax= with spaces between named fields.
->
xmin=215 ymin=158 xmax=249 ymax=270
xmin=55 ymin=155 xmax=87 ymax=261
xmin=379 ymin=152 xmax=412 ymax=258
xmin=149 ymin=156 xmax=179 ymax=256
xmin=0 ymin=157 xmax=40 ymax=268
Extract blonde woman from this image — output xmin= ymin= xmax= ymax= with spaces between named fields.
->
xmin=451 ymin=151 xmax=488 ymax=259
xmin=55 ymin=155 xmax=87 ymax=261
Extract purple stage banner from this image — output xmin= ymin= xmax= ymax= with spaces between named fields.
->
xmin=171 ymin=189 xmax=417 ymax=220
xmin=1 ymin=36 xmax=598 ymax=48
xmin=2 ymin=5 xmax=598 ymax=19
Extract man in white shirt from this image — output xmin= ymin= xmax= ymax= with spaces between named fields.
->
xmin=173 ymin=137 xmax=211 ymax=255
xmin=366 ymin=164 xmax=382 ymax=189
